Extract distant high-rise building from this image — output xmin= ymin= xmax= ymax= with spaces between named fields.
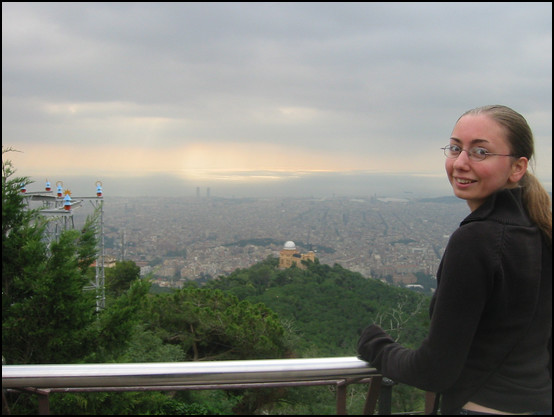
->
xmin=196 ymin=187 xmax=200 ymax=198
xmin=206 ymin=187 xmax=211 ymax=198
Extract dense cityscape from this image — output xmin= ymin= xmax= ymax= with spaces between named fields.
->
xmin=96 ymin=193 xmax=470 ymax=290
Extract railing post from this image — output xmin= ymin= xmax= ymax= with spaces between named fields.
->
xmin=425 ymin=391 xmax=438 ymax=415
xmin=363 ymin=375 xmax=382 ymax=415
xmin=378 ymin=377 xmax=396 ymax=415
xmin=2 ymin=388 xmax=11 ymax=415
xmin=36 ymin=389 xmax=51 ymax=415
xmin=336 ymin=382 xmax=347 ymax=415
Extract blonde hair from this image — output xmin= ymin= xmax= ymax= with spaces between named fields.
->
xmin=460 ymin=105 xmax=552 ymax=245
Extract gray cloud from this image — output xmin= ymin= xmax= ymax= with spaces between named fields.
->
xmin=2 ymin=2 xmax=552 ymax=194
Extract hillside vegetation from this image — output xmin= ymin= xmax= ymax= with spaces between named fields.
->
xmin=205 ymin=256 xmax=431 ymax=357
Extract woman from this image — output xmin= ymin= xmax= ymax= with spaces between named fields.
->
xmin=357 ymin=105 xmax=552 ymax=415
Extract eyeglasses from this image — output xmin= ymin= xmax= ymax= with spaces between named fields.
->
xmin=441 ymin=145 xmax=516 ymax=162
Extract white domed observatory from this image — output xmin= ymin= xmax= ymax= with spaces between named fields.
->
xmin=283 ymin=241 xmax=296 ymax=251
xmin=279 ymin=241 xmax=316 ymax=269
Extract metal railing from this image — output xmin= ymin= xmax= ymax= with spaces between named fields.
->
xmin=2 ymin=357 xmax=385 ymax=415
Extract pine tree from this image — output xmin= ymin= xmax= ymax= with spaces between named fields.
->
xmin=2 ymin=148 xmax=98 ymax=364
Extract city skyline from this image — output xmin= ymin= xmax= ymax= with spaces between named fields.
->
xmin=96 ymin=194 xmax=471 ymax=287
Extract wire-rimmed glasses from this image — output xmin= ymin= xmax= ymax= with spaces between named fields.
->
xmin=441 ymin=145 xmax=516 ymax=162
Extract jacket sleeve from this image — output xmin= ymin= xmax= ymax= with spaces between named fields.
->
xmin=357 ymin=222 xmax=499 ymax=393
xmin=548 ymin=329 xmax=552 ymax=379
xmin=357 ymin=324 xmax=395 ymax=363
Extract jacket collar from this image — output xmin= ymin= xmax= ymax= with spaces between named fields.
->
xmin=460 ymin=188 xmax=531 ymax=227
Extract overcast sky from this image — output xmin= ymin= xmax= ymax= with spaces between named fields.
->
xmin=2 ymin=2 xmax=552 ymax=198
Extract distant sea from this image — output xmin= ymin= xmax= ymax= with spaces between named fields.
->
xmin=26 ymin=171 xmax=458 ymax=200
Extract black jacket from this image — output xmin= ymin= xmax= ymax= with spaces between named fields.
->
xmin=357 ymin=188 xmax=552 ymax=414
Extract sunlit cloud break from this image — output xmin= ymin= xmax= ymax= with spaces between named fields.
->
xmin=9 ymin=141 xmax=443 ymax=182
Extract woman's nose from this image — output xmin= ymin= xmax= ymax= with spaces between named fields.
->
xmin=453 ymin=149 xmax=471 ymax=168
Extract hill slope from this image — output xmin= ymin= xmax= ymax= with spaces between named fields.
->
xmin=205 ymin=256 xmax=431 ymax=357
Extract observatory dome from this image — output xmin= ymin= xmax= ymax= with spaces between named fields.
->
xmin=283 ymin=241 xmax=296 ymax=250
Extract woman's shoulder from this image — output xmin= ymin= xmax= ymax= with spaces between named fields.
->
xmin=450 ymin=217 xmax=504 ymax=246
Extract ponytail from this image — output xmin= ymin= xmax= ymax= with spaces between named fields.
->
xmin=521 ymin=172 xmax=552 ymax=246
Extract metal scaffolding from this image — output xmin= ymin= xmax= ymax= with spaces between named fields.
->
xmin=22 ymin=180 xmax=105 ymax=310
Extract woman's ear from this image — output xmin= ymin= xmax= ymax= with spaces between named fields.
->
xmin=509 ymin=157 xmax=528 ymax=184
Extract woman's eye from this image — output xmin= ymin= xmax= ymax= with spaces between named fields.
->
xmin=472 ymin=147 xmax=488 ymax=156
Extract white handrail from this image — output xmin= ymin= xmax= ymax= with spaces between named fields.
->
xmin=2 ymin=357 xmax=377 ymax=389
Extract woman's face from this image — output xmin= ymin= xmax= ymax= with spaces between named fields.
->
xmin=446 ymin=114 xmax=527 ymax=211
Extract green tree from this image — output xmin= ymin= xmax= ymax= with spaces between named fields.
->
xmin=2 ymin=150 xmax=101 ymax=364
xmin=104 ymin=259 xmax=141 ymax=297
xmin=2 ymin=150 xmax=100 ymax=364
xmin=87 ymin=278 xmax=152 ymax=362
xmin=2 ymin=148 xmax=44 ymax=312
xmin=142 ymin=287 xmax=292 ymax=361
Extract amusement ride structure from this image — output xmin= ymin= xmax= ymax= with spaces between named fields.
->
xmin=21 ymin=179 xmax=106 ymax=310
